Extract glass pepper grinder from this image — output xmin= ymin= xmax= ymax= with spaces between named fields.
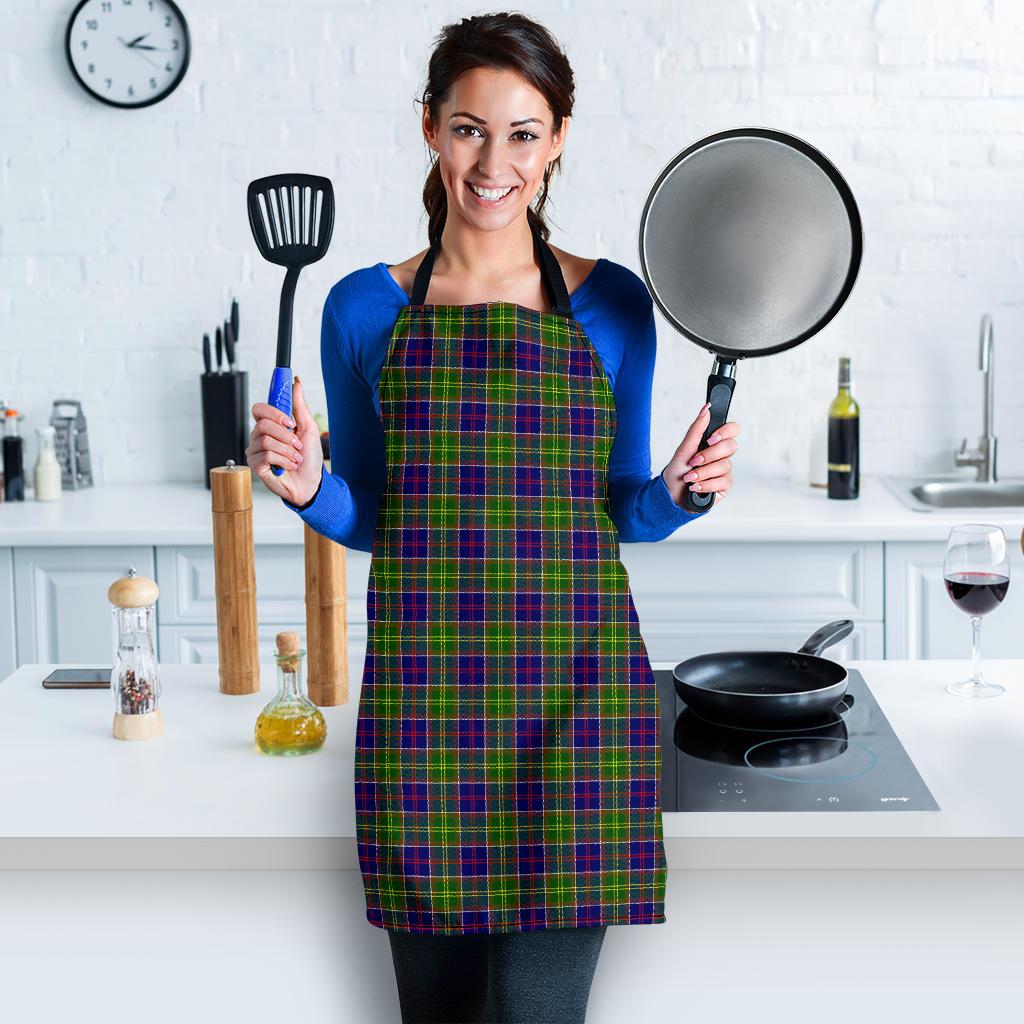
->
xmin=107 ymin=568 xmax=163 ymax=741
xmin=255 ymin=631 xmax=327 ymax=756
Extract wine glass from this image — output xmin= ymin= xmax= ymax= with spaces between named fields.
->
xmin=943 ymin=524 xmax=1010 ymax=698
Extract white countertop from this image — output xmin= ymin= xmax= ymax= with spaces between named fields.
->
xmin=2 ymin=473 xmax=1022 ymax=545
xmin=3 ymin=656 xmax=1023 ymax=870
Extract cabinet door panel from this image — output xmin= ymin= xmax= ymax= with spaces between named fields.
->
xmin=885 ymin=541 xmax=1024 ymax=659
xmin=0 ymin=549 xmax=15 ymax=677
xmin=14 ymin=547 xmax=155 ymax=664
xmin=621 ymin=541 xmax=883 ymax=624
xmin=156 ymin=546 xmax=370 ymax=625
xmin=640 ymin=620 xmax=883 ymax=665
xmin=158 ymin=622 xmax=368 ymax=665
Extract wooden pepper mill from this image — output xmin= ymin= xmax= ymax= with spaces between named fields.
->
xmin=210 ymin=460 xmax=260 ymax=694
xmin=304 ymin=523 xmax=349 ymax=706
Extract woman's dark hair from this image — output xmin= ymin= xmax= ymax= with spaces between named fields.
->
xmin=416 ymin=12 xmax=575 ymax=245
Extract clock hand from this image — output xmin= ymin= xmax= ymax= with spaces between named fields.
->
xmin=126 ymin=33 xmax=149 ymax=47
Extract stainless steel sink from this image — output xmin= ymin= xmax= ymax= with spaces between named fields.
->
xmin=882 ymin=474 xmax=1024 ymax=513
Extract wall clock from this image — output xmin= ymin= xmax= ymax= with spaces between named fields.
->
xmin=65 ymin=0 xmax=191 ymax=109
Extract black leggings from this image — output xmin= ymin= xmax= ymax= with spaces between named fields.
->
xmin=386 ymin=925 xmax=607 ymax=1024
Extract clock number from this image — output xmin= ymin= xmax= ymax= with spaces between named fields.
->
xmin=86 ymin=19 xmax=97 ymax=29
xmin=87 ymin=63 xmax=95 ymax=73
xmin=171 ymin=39 xmax=179 ymax=50
xmin=165 ymin=61 xmax=173 ymax=72
xmin=106 ymin=79 xmax=112 ymax=89
xmin=80 ymin=39 xmax=88 ymax=49
xmin=165 ymin=15 xmax=172 ymax=26
xmin=128 ymin=86 xmax=135 ymax=97
xmin=149 ymin=78 xmax=157 ymax=89
xmin=102 ymin=2 xmax=112 ymax=10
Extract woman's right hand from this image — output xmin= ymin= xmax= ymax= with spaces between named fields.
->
xmin=246 ymin=375 xmax=324 ymax=505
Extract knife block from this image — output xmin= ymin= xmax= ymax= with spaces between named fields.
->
xmin=200 ymin=372 xmax=249 ymax=489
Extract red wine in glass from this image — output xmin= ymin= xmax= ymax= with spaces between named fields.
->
xmin=943 ymin=571 xmax=1010 ymax=617
xmin=943 ymin=525 xmax=1010 ymax=698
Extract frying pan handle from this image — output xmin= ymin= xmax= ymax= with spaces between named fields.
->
xmin=798 ymin=619 xmax=854 ymax=657
xmin=682 ymin=362 xmax=736 ymax=513
xmin=266 ymin=366 xmax=293 ymax=477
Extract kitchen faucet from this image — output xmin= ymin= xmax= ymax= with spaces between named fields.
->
xmin=954 ymin=314 xmax=997 ymax=483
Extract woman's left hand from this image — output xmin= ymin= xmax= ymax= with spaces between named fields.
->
xmin=661 ymin=400 xmax=741 ymax=509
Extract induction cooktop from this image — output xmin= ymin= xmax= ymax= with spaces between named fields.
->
xmin=656 ymin=667 xmax=939 ymax=812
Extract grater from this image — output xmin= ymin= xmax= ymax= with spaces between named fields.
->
xmin=50 ymin=399 xmax=94 ymax=489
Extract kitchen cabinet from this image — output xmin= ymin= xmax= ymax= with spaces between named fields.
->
xmin=158 ymin=621 xmax=368 ymax=665
xmin=22 ymin=535 xmax=1024 ymax=668
xmin=0 ymin=540 xmax=890 ymax=668
xmin=885 ymin=541 xmax=1024 ymax=660
xmin=13 ymin=546 xmax=155 ymax=664
xmin=622 ymin=541 xmax=885 ymax=661
xmin=0 ymin=548 xmax=15 ymax=679
xmin=155 ymin=545 xmax=371 ymax=627
xmin=154 ymin=545 xmax=370 ymax=665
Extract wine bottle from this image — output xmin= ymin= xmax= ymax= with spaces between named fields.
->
xmin=3 ymin=408 xmax=25 ymax=503
xmin=827 ymin=356 xmax=859 ymax=500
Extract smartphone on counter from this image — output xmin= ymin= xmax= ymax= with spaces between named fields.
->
xmin=41 ymin=668 xmax=111 ymax=689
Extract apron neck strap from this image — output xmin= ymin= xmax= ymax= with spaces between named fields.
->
xmin=410 ymin=220 xmax=573 ymax=317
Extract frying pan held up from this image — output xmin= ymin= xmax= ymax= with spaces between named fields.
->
xmin=638 ymin=127 xmax=863 ymax=513
xmin=672 ymin=619 xmax=855 ymax=727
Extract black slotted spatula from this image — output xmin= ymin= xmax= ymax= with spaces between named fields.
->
xmin=246 ymin=173 xmax=335 ymax=475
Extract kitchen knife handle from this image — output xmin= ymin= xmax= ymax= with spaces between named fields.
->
xmin=267 ymin=366 xmax=293 ymax=477
xmin=683 ymin=368 xmax=736 ymax=513
xmin=224 ymin=321 xmax=235 ymax=370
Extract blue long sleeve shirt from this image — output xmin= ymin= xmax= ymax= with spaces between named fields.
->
xmin=284 ymin=257 xmax=708 ymax=551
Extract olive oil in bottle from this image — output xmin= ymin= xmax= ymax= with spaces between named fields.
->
xmin=827 ymin=356 xmax=859 ymax=500
xmin=255 ymin=632 xmax=327 ymax=756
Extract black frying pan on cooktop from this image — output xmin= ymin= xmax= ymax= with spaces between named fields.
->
xmin=638 ymin=127 xmax=863 ymax=513
xmin=672 ymin=619 xmax=854 ymax=727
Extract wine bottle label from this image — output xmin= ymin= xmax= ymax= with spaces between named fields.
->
xmin=827 ymin=417 xmax=859 ymax=499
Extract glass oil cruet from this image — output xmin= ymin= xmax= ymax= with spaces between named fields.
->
xmin=255 ymin=631 xmax=327 ymax=756
xmin=107 ymin=568 xmax=163 ymax=741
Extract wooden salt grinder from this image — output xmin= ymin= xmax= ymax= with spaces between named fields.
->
xmin=304 ymin=523 xmax=349 ymax=706
xmin=210 ymin=461 xmax=260 ymax=694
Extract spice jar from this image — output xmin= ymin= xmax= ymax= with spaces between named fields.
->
xmin=108 ymin=568 xmax=163 ymax=741
xmin=254 ymin=632 xmax=327 ymax=756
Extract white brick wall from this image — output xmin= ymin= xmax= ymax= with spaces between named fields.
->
xmin=2 ymin=0 xmax=1023 ymax=485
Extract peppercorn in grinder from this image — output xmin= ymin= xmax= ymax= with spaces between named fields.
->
xmin=108 ymin=568 xmax=163 ymax=741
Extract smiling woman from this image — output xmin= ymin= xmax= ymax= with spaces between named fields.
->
xmin=247 ymin=10 xmax=737 ymax=1024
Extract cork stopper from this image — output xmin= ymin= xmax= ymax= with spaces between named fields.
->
xmin=108 ymin=568 xmax=159 ymax=608
xmin=275 ymin=631 xmax=303 ymax=672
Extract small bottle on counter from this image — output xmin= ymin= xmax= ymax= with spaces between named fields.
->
xmin=0 ymin=400 xmax=6 ymax=502
xmin=3 ymin=408 xmax=25 ymax=502
xmin=827 ymin=356 xmax=860 ymax=500
xmin=255 ymin=632 xmax=327 ymax=756
xmin=34 ymin=426 xmax=62 ymax=502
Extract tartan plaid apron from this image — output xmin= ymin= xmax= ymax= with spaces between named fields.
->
xmin=355 ymin=222 xmax=667 ymax=934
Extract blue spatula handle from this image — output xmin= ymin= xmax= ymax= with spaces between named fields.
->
xmin=267 ymin=366 xmax=293 ymax=477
